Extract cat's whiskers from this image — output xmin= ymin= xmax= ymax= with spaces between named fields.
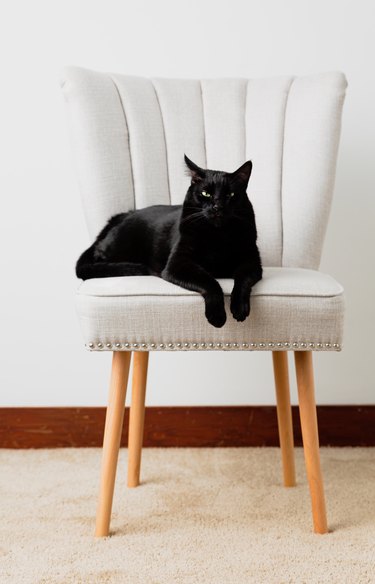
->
xmin=183 ymin=206 xmax=204 ymax=212
xmin=233 ymin=213 xmax=252 ymax=225
xmin=180 ymin=211 xmax=205 ymax=226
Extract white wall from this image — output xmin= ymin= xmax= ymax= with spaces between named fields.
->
xmin=0 ymin=0 xmax=374 ymax=407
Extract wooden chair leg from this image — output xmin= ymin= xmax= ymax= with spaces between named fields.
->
xmin=128 ymin=351 xmax=149 ymax=487
xmin=294 ymin=351 xmax=328 ymax=534
xmin=95 ymin=351 xmax=131 ymax=537
xmin=272 ymin=351 xmax=296 ymax=487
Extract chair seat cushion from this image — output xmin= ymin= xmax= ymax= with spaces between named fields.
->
xmin=76 ymin=267 xmax=344 ymax=351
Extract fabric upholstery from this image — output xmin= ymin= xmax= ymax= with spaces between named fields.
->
xmin=61 ymin=68 xmax=347 ymax=352
xmin=281 ymin=73 xmax=347 ymax=268
xmin=76 ymin=268 xmax=344 ymax=350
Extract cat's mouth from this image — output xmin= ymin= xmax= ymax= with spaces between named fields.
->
xmin=211 ymin=215 xmax=224 ymax=227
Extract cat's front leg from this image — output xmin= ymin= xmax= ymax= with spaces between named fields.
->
xmin=203 ymin=291 xmax=227 ymax=328
xmin=230 ymin=261 xmax=263 ymax=322
xmin=162 ymin=253 xmax=226 ymax=328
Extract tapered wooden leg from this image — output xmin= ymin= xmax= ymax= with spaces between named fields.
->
xmin=272 ymin=351 xmax=296 ymax=487
xmin=294 ymin=351 xmax=328 ymax=534
xmin=127 ymin=351 xmax=149 ymax=488
xmin=95 ymin=351 xmax=131 ymax=537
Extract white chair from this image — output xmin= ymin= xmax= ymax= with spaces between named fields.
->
xmin=61 ymin=67 xmax=347 ymax=536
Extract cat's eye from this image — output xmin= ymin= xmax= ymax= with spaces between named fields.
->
xmin=230 ymin=192 xmax=235 ymax=197
xmin=201 ymin=191 xmax=211 ymax=197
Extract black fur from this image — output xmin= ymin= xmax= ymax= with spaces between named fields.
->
xmin=76 ymin=155 xmax=263 ymax=328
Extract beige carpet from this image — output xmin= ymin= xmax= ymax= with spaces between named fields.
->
xmin=0 ymin=448 xmax=374 ymax=584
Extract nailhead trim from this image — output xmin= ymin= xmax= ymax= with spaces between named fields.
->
xmin=86 ymin=341 xmax=342 ymax=351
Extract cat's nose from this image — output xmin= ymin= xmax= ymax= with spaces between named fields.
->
xmin=213 ymin=204 xmax=219 ymax=212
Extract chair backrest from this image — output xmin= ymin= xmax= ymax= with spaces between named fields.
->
xmin=61 ymin=67 xmax=347 ymax=269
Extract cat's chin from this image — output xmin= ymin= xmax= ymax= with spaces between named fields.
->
xmin=210 ymin=217 xmax=224 ymax=228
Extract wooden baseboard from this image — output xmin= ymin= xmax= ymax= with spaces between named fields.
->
xmin=0 ymin=406 xmax=374 ymax=448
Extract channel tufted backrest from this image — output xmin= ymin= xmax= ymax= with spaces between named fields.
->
xmin=61 ymin=67 xmax=347 ymax=269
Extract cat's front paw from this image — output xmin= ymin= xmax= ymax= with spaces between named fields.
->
xmin=204 ymin=295 xmax=227 ymax=328
xmin=230 ymin=293 xmax=250 ymax=322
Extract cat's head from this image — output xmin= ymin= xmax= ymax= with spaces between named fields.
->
xmin=183 ymin=155 xmax=252 ymax=227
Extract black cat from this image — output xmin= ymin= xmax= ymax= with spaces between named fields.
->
xmin=76 ymin=155 xmax=262 ymax=328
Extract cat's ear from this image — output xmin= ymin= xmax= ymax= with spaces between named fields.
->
xmin=230 ymin=160 xmax=252 ymax=189
xmin=184 ymin=154 xmax=205 ymax=184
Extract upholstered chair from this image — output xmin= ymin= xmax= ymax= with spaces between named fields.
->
xmin=61 ymin=68 xmax=347 ymax=537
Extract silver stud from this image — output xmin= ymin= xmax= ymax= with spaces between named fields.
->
xmin=292 ymin=342 xmax=299 ymax=348
xmin=124 ymin=342 xmax=130 ymax=348
xmin=259 ymin=342 xmax=265 ymax=348
xmin=133 ymin=343 xmax=139 ymax=348
xmin=216 ymin=343 xmax=222 ymax=348
xmin=88 ymin=342 xmax=94 ymax=349
xmin=208 ymin=343 xmax=214 ymax=348
xmin=300 ymin=342 xmax=307 ymax=348
xmin=97 ymin=342 xmax=103 ymax=349
xmin=277 ymin=342 xmax=283 ymax=348
xmin=184 ymin=343 xmax=190 ymax=348
xmin=106 ymin=343 xmax=112 ymax=348
xmin=242 ymin=343 xmax=249 ymax=348
xmin=317 ymin=343 xmax=322 ymax=349
xmin=141 ymin=343 xmax=148 ymax=348
xmin=250 ymin=343 xmax=257 ymax=348
xmin=233 ymin=343 xmax=238 ymax=348
xmin=284 ymin=342 xmax=290 ymax=348
xmin=115 ymin=343 xmax=121 ymax=348
xmin=333 ymin=343 xmax=339 ymax=349
xmin=160 ymin=343 xmax=165 ymax=349
xmin=201 ymin=343 xmax=206 ymax=348
xmin=309 ymin=343 xmax=315 ymax=348
xmin=325 ymin=343 xmax=332 ymax=348
xmin=192 ymin=343 xmax=198 ymax=348
xmin=176 ymin=343 xmax=182 ymax=348
xmin=150 ymin=343 xmax=156 ymax=349
xmin=225 ymin=343 xmax=231 ymax=348
xmin=268 ymin=342 xmax=275 ymax=348
xmin=168 ymin=343 xmax=174 ymax=348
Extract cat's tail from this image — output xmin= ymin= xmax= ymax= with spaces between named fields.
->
xmin=76 ymin=246 xmax=150 ymax=280
xmin=76 ymin=262 xmax=151 ymax=280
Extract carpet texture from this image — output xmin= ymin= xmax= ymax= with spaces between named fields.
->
xmin=0 ymin=447 xmax=374 ymax=583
